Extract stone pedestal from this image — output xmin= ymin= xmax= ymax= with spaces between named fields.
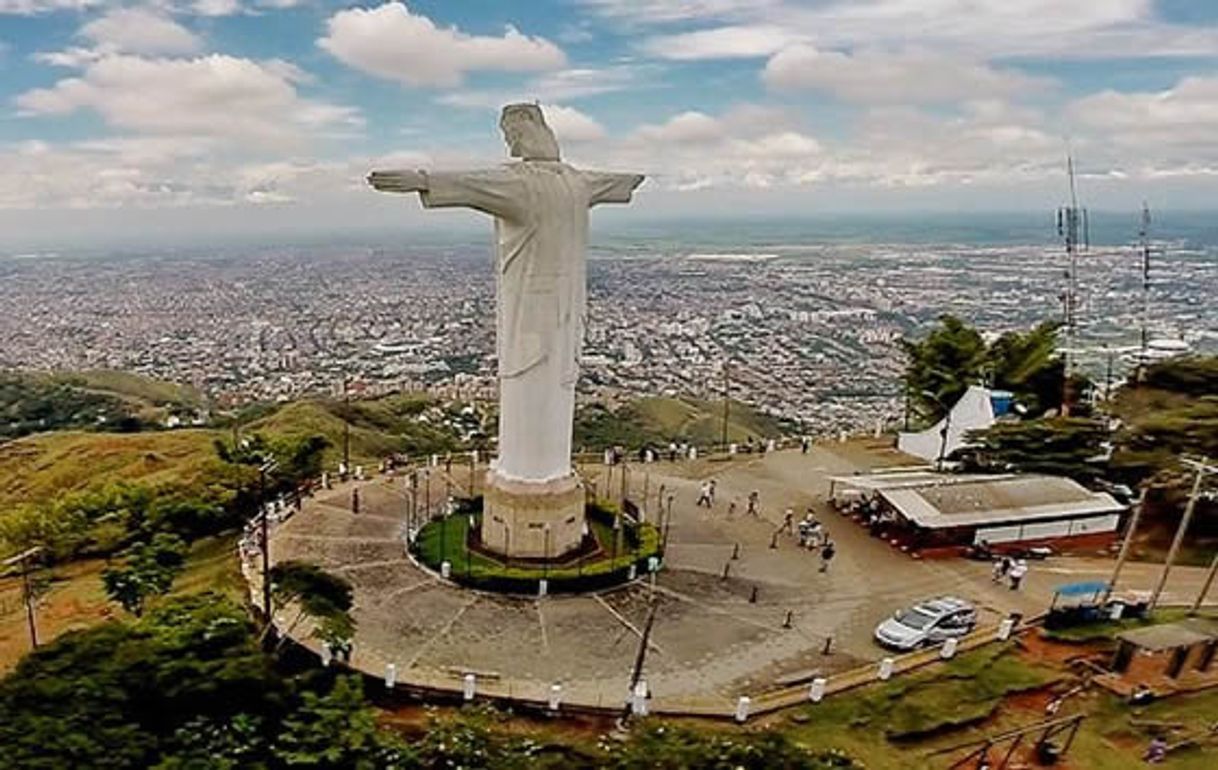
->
xmin=481 ymin=471 xmax=585 ymax=558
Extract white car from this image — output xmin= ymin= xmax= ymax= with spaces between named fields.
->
xmin=874 ymin=597 xmax=978 ymax=651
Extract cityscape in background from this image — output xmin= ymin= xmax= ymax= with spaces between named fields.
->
xmin=3 ymin=212 xmax=1215 ymax=434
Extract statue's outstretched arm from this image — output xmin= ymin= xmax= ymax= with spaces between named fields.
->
xmin=367 ymin=169 xmax=428 ymax=194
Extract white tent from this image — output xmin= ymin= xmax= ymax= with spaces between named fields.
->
xmin=898 ymin=385 xmax=996 ymax=464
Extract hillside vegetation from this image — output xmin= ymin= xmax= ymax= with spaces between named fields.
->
xmin=574 ymin=396 xmax=782 ymax=450
xmin=1 ymin=371 xmax=201 ymax=438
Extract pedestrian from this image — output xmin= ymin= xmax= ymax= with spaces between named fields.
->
xmin=808 ymin=519 xmax=824 ymax=549
xmin=1009 ymin=559 xmax=1028 ymax=591
xmin=1144 ymin=735 xmax=1168 ymax=763
xmin=352 ymin=487 xmax=360 ymax=515
xmin=747 ymin=490 xmax=759 ymax=516
xmin=708 ymin=479 xmax=717 ymax=505
xmin=801 ymin=436 xmax=810 ymax=454
xmin=797 ymin=516 xmax=812 ymax=547
xmin=782 ymin=508 xmax=794 ymax=535
xmin=669 ymin=442 xmax=678 ymax=462
xmin=991 ymin=558 xmax=1005 ymax=583
xmin=728 ymin=499 xmax=737 ymax=516
xmin=819 ymin=539 xmax=836 ymax=573
xmin=696 ymin=482 xmax=712 ymax=508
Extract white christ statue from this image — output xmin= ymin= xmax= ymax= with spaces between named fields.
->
xmin=369 ymin=105 xmax=643 ymax=556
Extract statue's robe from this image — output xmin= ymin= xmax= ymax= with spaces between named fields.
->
xmin=421 ymin=161 xmax=639 ymax=482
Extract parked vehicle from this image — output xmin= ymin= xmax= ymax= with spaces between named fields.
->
xmin=874 ymin=596 xmax=978 ymax=651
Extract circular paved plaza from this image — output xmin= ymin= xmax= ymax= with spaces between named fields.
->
xmin=266 ymin=445 xmax=1206 ymax=713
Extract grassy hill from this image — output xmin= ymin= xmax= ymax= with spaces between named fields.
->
xmin=0 ymin=429 xmax=221 ymax=508
xmin=574 ymin=396 xmax=783 ymax=450
xmin=1 ymin=371 xmax=202 ymax=438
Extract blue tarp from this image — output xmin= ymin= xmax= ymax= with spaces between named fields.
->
xmin=1054 ymin=580 xmax=1110 ymax=597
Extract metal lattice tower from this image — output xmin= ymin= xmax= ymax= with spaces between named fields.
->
xmin=1056 ymin=156 xmax=1088 ymax=413
xmin=1138 ymin=202 xmax=1152 ymax=368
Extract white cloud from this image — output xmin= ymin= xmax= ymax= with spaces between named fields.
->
xmin=439 ymin=65 xmax=643 ymax=109
xmin=642 ymin=24 xmax=799 ymax=59
xmin=319 ymin=2 xmax=565 ymax=88
xmin=763 ymin=46 xmax=1048 ymax=104
xmin=79 ymin=8 xmax=202 ymax=55
xmin=579 ymin=0 xmax=775 ymax=25
xmin=0 ymin=0 xmax=99 ymax=14
xmin=1068 ymin=76 xmax=1218 ymax=166
xmin=192 ymin=0 xmax=242 ymax=16
xmin=630 ymin=111 xmax=724 ymax=144
xmin=16 ymin=54 xmax=361 ymax=147
xmin=540 ymin=104 xmax=605 ymax=143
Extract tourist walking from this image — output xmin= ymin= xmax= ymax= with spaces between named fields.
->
xmin=747 ymin=490 xmax=760 ymax=516
xmin=708 ymin=479 xmax=717 ymax=505
xmin=801 ymin=436 xmax=810 ymax=454
xmin=819 ymin=538 xmax=836 ymax=573
xmin=991 ymin=557 xmax=1007 ymax=583
xmin=1008 ymin=559 xmax=1028 ymax=590
xmin=696 ymin=482 xmax=712 ymax=508
xmin=782 ymin=508 xmax=794 ymax=535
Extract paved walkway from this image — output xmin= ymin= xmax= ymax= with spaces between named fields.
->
xmin=267 ymin=446 xmax=1214 ymax=713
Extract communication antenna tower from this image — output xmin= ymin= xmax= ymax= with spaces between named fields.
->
xmin=1136 ymin=202 xmax=1152 ymax=379
xmin=1056 ymin=155 xmax=1088 ymax=415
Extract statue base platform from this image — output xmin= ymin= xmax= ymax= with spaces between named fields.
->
xmin=480 ymin=471 xmax=585 ymax=559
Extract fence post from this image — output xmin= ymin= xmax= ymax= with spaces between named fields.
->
xmin=463 ymin=673 xmax=476 ymax=702
xmin=548 ymin=683 xmax=562 ymax=712
xmin=631 ymin=680 xmax=649 ymax=716
xmin=997 ymin=617 xmax=1015 ymax=640
xmin=940 ymin=637 xmax=959 ymax=659
xmin=385 ymin=663 xmax=397 ymax=688
xmin=878 ymin=657 xmax=894 ymax=680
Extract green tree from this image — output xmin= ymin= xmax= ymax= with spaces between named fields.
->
xmin=902 ymin=315 xmax=987 ymax=421
xmin=102 ymin=533 xmax=188 ymax=616
xmin=276 ymin=676 xmax=414 ymax=769
xmin=963 ymin=418 xmax=1109 ymax=482
xmin=986 ymin=320 xmax=1065 ymax=417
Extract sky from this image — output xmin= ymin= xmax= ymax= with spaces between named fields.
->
xmin=2 ymin=1 xmax=1218 ymax=248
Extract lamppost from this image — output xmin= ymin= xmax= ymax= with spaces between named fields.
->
xmin=921 ymin=390 xmax=951 ymax=472
xmin=258 ymin=457 xmax=279 ymax=620
xmin=1150 ymin=457 xmax=1215 ymax=613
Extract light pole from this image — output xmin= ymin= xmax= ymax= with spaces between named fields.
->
xmin=341 ymin=378 xmax=351 ymax=478
xmin=721 ymin=362 xmax=731 ymax=452
xmin=258 ymin=457 xmax=279 ymax=620
xmin=921 ymin=390 xmax=951 ymax=472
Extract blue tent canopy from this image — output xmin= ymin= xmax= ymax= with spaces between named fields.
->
xmin=1053 ymin=580 xmax=1110 ymax=597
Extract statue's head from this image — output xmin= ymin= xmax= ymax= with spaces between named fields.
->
xmin=500 ymin=103 xmax=560 ymax=161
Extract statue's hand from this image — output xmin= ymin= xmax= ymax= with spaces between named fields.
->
xmin=367 ymin=169 xmax=428 ymax=193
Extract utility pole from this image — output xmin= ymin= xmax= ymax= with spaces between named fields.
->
xmin=1104 ymin=490 xmax=1146 ymax=602
xmin=1150 ymin=457 xmax=1214 ymax=612
xmin=1191 ymin=551 xmax=1218 ymax=616
xmin=1056 ymin=156 xmax=1088 ymax=416
xmin=3 ymin=547 xmax=42 ymax=651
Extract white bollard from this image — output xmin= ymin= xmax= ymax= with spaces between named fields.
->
xmin=441 ymin=561 xmax=451 ymax=579
xmin=878 ymin=657 xmax=894 ymax=680
xmin=470 ymin=449 xmax=478 ymax=465
xmin=735 ymin=696 xmax=751 ymax=723
xmin=1109 ymin=602 xmax=1125 ymax=620
xmin=729 ymin=443 xmax=738 ymax=455
xmin=997 ymin=618 xmax=1015 ymax=641
xmin=768 ymin=439 xmax=776 ymax=452
xmin=648 ymin=556 xmax=660 ymax=573
xmin=355 ymin=465 xmax=364 ymax=480
xmin=628 ymin=564 xmax=637 ymax=580
xmin=538 ymin=579 xmax=548 ymax=597
xmin=631 ymin=680 xmax=649 ymax=716
xmin=839 ymin=430 xmax=848 ymax=443
xmin=320 ymin=644 xmax=333 ymax=667
xmin=604 ymin=449 xmax=613 ymax=466
xmin=940 ymin=638 xmax=959 ymax=659
xmin=385 ymin=663 xmax=397 ymax=688
xmin=321 ymin=471 xmax=329 ymax=489
xmin=689 ymin=446 xmax=697 ymax=460
xmin=548 ymin=683 xmax=562 ymax=712
xmin=463 ymin=673 xmax=476 ymax=702
xmin=809 ymin=677 xmax=827 ymax=703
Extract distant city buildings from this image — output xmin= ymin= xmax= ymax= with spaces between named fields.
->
xmin=0 ymin=240 xmax=1213 ymax=434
